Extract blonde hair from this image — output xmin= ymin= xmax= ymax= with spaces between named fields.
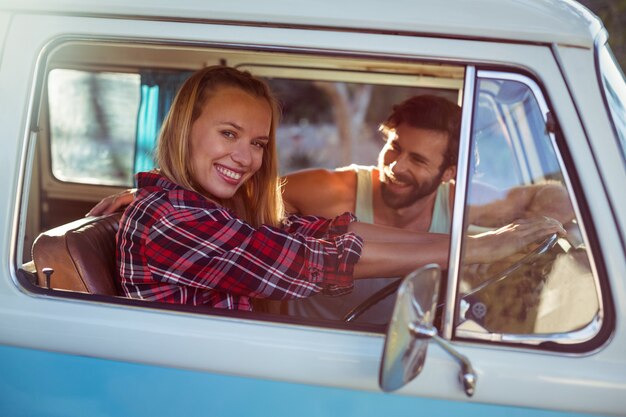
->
xmin=155 ymin=66 xmax=284 ymax=227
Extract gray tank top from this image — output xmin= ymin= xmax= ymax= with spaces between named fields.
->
xmin=286 ymin=165 xmax=452 ymax=324
xmin=352 ymin=165 xmax=375 ymax=223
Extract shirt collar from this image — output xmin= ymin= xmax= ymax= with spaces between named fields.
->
xmin=136 ymin=171 xmax=181 ymax=191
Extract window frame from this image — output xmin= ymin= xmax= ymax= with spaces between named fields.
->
xmin=595 ymin=33 xmax=626 ymax=161
xmin=20 ymin=36 xmax=469 ymax=335
xmin=15 ymin=33 xmax=614 ymax=353
xmin=446 ymin=68 xmax=611 ymax=352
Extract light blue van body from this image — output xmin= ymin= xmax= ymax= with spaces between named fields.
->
xmin=0 ymin=1 xmax=624 ymax=416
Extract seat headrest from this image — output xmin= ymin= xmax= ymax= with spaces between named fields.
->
xmin=32 ymin=212 xmax=122 ymax=295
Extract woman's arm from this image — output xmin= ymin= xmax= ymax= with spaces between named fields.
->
xmin=134 ymin=207 xmax=363 ymax=300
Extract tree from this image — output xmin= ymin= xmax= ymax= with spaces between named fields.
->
xmin=313 ymin=82 xmax=373 ymax=165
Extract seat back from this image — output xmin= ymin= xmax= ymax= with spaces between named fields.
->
xmin=31 ymin=212 xmax=122 ymax=295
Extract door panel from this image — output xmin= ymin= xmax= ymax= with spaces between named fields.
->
xmin=0 ymin=344 xmax=608 ymax=417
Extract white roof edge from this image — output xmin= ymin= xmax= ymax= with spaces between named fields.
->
xmin=1 ymin=0 xmax=604 ymax=49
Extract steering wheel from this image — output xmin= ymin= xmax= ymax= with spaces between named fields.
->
xmin=342 ymin=233 xmax=559 ymax=323
xmin=342 ymin=279 xmax=402 ymax=322
xmin=460 ymin=232 xmax=558 ymax=299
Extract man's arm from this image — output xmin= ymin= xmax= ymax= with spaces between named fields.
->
xmin=282 ymin=168 xmax=357 ymax=218
xmin=350 ymin=216 xmax=565 ymax=276
xmin=467 ymin=181 xmax=575 ymax=227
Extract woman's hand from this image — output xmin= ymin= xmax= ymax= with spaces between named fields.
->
xmin=465 ymin=216 xmax=565 ymax=264
xmin=86 ymin=188 xmax=137 ymax=217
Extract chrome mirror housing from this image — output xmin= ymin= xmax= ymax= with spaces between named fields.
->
xmin=379 ymin=264 xmax=477 ymax=396
xmin=379 ymin=264 xmax=441 ymax=392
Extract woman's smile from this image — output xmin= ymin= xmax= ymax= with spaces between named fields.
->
xmin=215 ymin=163 xmax=244 ymax=184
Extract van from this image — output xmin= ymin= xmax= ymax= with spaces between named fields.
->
xmin=1 ymin=1 xmax=625 ymax=415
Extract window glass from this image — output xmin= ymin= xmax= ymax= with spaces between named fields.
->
xmin=456 ymin=75 xmax=601 ymax=342
xmin=48 ymin=69 xmax=140 ymax=186
xmin=598 ymin=43 xmax=626 ymax=159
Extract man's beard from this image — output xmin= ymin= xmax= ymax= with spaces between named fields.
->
xmin=380 ymin=170 xmax=444 ymax=209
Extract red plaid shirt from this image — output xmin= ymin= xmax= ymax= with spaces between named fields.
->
xmin=116 ymin=172 xmax=363 ymax=311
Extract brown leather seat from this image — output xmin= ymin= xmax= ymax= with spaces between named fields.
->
xmin=31 ymin=212 xmax=122 ymax=295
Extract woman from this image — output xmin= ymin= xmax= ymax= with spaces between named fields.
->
xmin=118 ymin=66 xmax=364 ymax=310
xmin=117 ymin=66 xmax=564 ymax=311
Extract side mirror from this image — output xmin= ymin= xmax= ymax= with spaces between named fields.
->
xmin=379 ymin=264 xmax=477 ymax=396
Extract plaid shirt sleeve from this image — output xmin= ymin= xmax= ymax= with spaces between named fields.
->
xmin=143 ymin=205 xmax=363 ymax=300
xmin=281 ymin=212 xmax=357 ymax=238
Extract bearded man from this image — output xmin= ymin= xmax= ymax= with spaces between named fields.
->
xmin=281 ymin=95 xmax=460 ymax=322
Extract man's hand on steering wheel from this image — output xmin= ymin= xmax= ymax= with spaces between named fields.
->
xmin=465 ymin=216 xmax=565 ymax=265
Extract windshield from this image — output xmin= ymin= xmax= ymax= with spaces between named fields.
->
xmin=598 ymin=43 xmax=626 ymax=160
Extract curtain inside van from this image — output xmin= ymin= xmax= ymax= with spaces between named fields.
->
xmin=134 ymin=70 xmax=192 ymax=176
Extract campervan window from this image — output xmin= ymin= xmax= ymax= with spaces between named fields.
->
xmin=24 ymin=39 xmax=464 ymax=329
xmin=18 ymin=38 xmax=609 ymax=350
